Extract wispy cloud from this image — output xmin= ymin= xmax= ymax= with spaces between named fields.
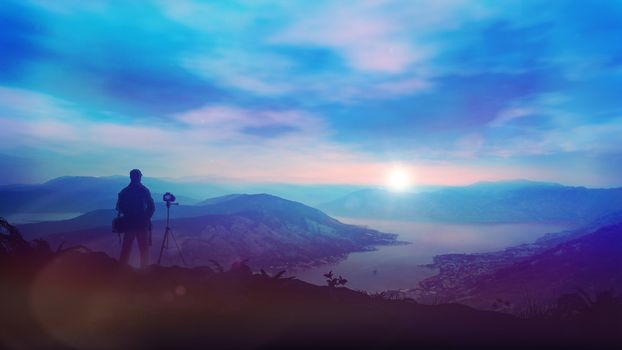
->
xmin=488 ymin=107 xmax=537 ymax=127
xmin=174 ymin=104 xmax=325 ymax=140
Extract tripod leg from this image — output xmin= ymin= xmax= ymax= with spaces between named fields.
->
xmin=157 ymin=228 xmax=170 ymax=265
xmin=169 ymin=230 xmax=187 ymax=267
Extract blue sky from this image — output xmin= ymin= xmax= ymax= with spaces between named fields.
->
xmin=1 ymin=0 xmax=621 ymax=186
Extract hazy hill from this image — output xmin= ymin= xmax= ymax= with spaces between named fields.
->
xmin=24 ymin=194 xmax=399 ymax=269
xmin=18 ymin=193 xmax=360 ymax=239
xmin=17 ymin=205 xmax=209 ymax=240
xmin=8 ymin=176 xmax=621 ymax=225
xmin=535 ymin=211 xmax=622 ymax=246
xmin=320 ymin=180 xmax=622 ymax=224
xmin=410 ymin=216 xmax=622 ymax=312
xmin=0 ymin=176 xmax=365 ymax=220
xmin=472 ymin=222 xmax=622 ymax=308
xmin=0 ymin=176 xmax=206 ymax=215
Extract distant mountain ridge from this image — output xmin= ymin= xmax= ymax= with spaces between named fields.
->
xmin=0 ymin=176 xmax=205 ymax=215
xmin=320 ymin=180 xmax=622 ymax=224
xmin=6 ymin=176 xmax=621 ymax=225
xmin=21 ymin=193 xmax=400 ymax=269
xmin=17 ymin=193 xmax=342 ymax=239
xmin=0 ymin=176 xmax=364 ymax=216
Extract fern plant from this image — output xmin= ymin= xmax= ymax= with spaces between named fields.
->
xmin=323 ymin=270 xmax=348 ymax=288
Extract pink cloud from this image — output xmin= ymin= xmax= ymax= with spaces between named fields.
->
xmin=174 ymin=104 xmax=325 ymax=137
xmin=270 ymin=3 xmax=425 ymax=73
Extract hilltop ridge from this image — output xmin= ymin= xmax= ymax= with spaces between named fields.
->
xmin=17 ymin=193 xmax=400 ymax=270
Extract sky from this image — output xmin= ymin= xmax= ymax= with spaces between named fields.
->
xmin=1 ymin=0 xmax=621 ymax=187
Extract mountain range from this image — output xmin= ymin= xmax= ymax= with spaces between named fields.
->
xmin=320 ymin=180 xmax=622 ymax=224
xmin=0 ymin=176 xmax=363 ymax=218
xmin=5 ymin=177 xmax=622 ymax=226
xmin=17 ymin=194 xmax=400 ymax=270
xmin=0 ymin=176 xmax=202 ymax=215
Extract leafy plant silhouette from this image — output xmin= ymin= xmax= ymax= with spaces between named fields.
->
xmin=518 ymin=296 xmax=555 ymax=320
xmin=0 ymin=217 xmax=30 ymax=255
xmin=323 ymin=270 xmax=348 ymax=288
xmin=1 ymin=217 xmax=53 ymax=260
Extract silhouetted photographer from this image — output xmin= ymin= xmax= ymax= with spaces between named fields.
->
xmin=113 ymin=169 xmax=155 ymax=268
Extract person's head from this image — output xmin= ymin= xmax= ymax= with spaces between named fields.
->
xmin=129 ymin=169 xmax=142 ymax=183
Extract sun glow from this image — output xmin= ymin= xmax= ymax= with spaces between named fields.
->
xmin=386 ymin=166 xmax=413 ymax=192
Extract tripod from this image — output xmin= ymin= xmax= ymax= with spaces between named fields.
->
xmin=157 ymin=200 xmax=187 ymax=266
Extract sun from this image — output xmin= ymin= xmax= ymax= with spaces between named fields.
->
xmin=386 ymin=167 xmax=413 ymax=192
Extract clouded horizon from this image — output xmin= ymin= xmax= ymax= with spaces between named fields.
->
xmin=1 ymin=0 xmax=621 ymax=187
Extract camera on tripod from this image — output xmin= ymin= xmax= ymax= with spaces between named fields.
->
xmin=158 ymin=191 xmax=186 ymax=266
xmin=163 ymin=192 xmax=176 ymax=204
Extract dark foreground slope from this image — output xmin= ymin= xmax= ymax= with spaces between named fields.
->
xmin=1 ymin=220 xmax=621 ymax=350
